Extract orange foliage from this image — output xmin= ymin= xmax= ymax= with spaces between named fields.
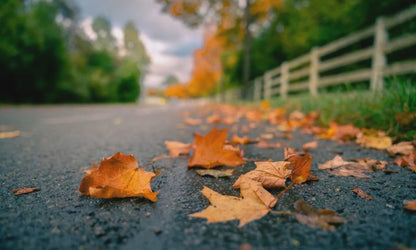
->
xmin=165 ymin=83 xmax=188 ymax=98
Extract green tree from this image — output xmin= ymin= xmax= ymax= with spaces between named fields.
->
xmin=92 ymin=16 xmax=117 ymax=52
xmin=162 ymin=74 xmax=179 ymax=86
xmin=123 ymin=21 xmax=150 ymax=69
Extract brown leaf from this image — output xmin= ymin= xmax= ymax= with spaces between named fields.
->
xmin=319 ymin=155 xmax=373 ymax=178
xmin=189 ymin=186 xmax=270 ymax=227
xmin=195 ymin=169 xmax=233 ymax=178
xmin=285 ymin=148 xmax=314 ymax=184
xmin=403 ymin=200 xmax=416 ymax=211
xmin=239 ymin=176 xmax=277 ymax=207
xmin=206 ymin=114 xmax=220 ymax=123
xmin=12 ymin=187 xmax=40 ymax=196
xmin=255 ymin=139 xmax=282 ymax=149
xmin=294 ymin=199 xmax=346 ymax=231
xmin=165 ymin=141 xmax=192 ymax=157
xmin=79 ymin=152 xmax=160 ymax=201
xmin=231 ymin=135 xmax=252 ymax=145
xmin=188 ymin=127 xmax=245 ymax=169
xmin=353 ymin=158 xmax=387 ymax=171
xmin=241 ymin=125 xmax=250 ymax=134
xmin=387 ymin=141 xmax=414 ymax=156
xmin=394 ymin=151 xmax=416 ymax=172
xmin=302 ymin=141 xmax=318 ymax=152
xmin=352 ymin=188 xmax=373 ymax=200
xmin=233 ymin=161 xmax=291 ymax=188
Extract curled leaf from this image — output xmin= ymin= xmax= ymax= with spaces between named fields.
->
xmin=233 ymin=161 xmax=291 ymax=188
xmin=294 ymin=199 xmax=346 ymax=231
xmin=12 ymin=187 xmax=40 ymax=196
xmin=195 ymin=169 xmax=233 ymax=178
xmin=387 ymin=141 xmax=414 ymax=156
xmin=352 ymin=188 xmax=373 ymax=200
xmin=165 ymin=141 xmax=192 ymax=157
xmin=302 ymin=141 xmax=318 ymax=152
xmin=79 ymin=152 xmax=160 ymax=201
xmin=231 ymin=135 xmax=253 ymax=145
xmin=403 ymin=200 xmax=416 ymax=211
xmin=285 ymin=148 xmax=315 ymax=184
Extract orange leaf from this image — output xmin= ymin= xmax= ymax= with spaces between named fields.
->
xmin=285 ymin=147 xmax=314 ymax=184
xmin=206 ymin=114 xmax=220 ymax=124
xmin=11 ymin=187 xmax=40 ymax=196
xmin=352 ymin=188 xmax=373 ymax=200
xmin=387 ymin=141 xmax=414 ymax=156
xmin=394 ymin=150 xmax=416 ymax=172
xmin=302 ymin=141 xmax=318 ymax=152
xmin=256 ymin=139 xmax=282 ymax=149
xmin=403 ymin=200 xmax=416 ymax=211
xmin=165 ymin=141 xmax=192 ymax=157
xmin=184 ymin=118 xmax=202 ymax=125
xmin=233 ymin=161 xmax=291 ymax=188
xmin=189 ymin=185 xmax=271 ymax=227
xmin=188 ymin=127 xmax=245 ymax=168
xmin=79 ymin=152 xmax=160 ymax=201
xmin=231 ymin=134 xmax=252 ymax=145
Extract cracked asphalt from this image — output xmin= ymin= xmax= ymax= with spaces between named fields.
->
xmin=0 ymin=102 xmax=415 ymax=250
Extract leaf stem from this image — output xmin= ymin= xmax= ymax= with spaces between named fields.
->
xmin=275 ymin=182 xmax=295 ymax=200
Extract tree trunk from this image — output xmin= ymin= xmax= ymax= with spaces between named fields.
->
xmin=242 ymin=0 xmax=251 ymax=100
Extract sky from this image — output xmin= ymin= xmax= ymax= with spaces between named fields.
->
xmin=72 ymin=0 xmax=203 ymax=88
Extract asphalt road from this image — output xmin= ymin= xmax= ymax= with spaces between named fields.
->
xmin=0 ymin=102 xmax=415 ymax=250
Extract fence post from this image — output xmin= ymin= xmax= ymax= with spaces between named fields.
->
xmin=264 ymin=71 xmax=272 ymax=100
xmin=371 ymin=17 xmax=387 ymax=91
xmin=280 ymin=62 xmax=288 ymax=98
xmin=309 ymin=48 xmax=319 ymax=96
xmin=254 ymin=77 xmax=261 ymax=101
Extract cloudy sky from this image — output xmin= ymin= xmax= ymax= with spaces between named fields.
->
xmin=73 ymin=0 xmax=203 ymax=88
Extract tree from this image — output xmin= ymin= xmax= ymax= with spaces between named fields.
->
xmin=123 ymin=21 xmax=150 ymax=69
xmin=162 ymin=75 xmax=179 ymax=86
xmin=92 ymin=16 xmax=117 ymax=52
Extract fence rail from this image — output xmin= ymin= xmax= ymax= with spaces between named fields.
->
xmin=214 ymin=5 xmax=416 ymax=102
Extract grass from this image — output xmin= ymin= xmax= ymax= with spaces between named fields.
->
xmin=269 ymin=78 xmax=416 ymax=141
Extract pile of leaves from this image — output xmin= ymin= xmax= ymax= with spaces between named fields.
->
xmin=76 ymin=102 xmax=416 ymax=229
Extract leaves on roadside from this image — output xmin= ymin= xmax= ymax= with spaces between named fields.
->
xmin=12 ymin=187 xmax=40 ymax=196
xmin=165 ymin=141 xmax=192 ymax=157
xmin=302 ymin=141 xmax=318 ymax=152
xmin=394 ymin=150 xmax=416 ymax=172
xmin=189 ymin=185 xmax=271 ymax=227
xmin=184 ymin=118 xmax=202 ymax=125
xmin=79 ymin=152 xmax=161 ymax=201
xmin=196 ymin=169 xmax=234 ymax=178
xmin=356 ymin=130 xmax=392 ymax=149
xmin=188 ymin=127 xmax=245 ymax=168
xmin=233 ymin=161 xmax=291 ymax=188
xmin=387 ymin=141 xmax=415 ymax=156
xmin=352 ymin=188 xmax=373 ymax=200
xmin=255 ymin=139 xmax=282 ymax=149
xmin=403 ymin=200 xmax=416 ymax=211
xmin=231 ymin=134 xmax=253 ymax=145
xmin=294 ymin=199 xmax=346 ymax=231
xmin=319 ymin=155 xmax=374 ymax=178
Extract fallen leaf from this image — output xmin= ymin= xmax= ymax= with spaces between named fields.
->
xmin=195 ymin=169 xmax=234 ymax=178
xmin=387 ymin=141 xmax=414 ymax=156
xmin=403 ymin=200 xmax=416 ymax=211
xmin=319 ymin=155 xmax=372 ymax=178
xmin=184 ymin=118 xmax=202 ymax=125
xmin=0 ymin=131 xmax=20 ymax=139
xmin=221 ymin=116 xmax=236 ymax=125
xmin=356 ymin=130 xmax=392 ymax=149
xmin=239 ymin=176 xmax=277 ymax=207
xmin=246 ymin=110 xmax=263 ymax=121
xmin=285 ymin=148 xmax=314 ymax=184
xmin=233 ymin=161 xmax=291 ymax=188
xmin=302 ymin=141 xmax=318 ymax=152
xmin=394 ymin=151 xmax=416 ymax=172
xmin=189 ymin=186 xmax=270 ymax=227
xmin=231 ymin=135 xmax=253 ymax=145
xmin=352 ymin=188 xmax=373 ymax=200
xmin=206 ymin=114 xmax=220 ymax=123
xmin=79 ymin=152 xmax=160 ymax=201
xmin=260 ymin=133 xmax=274 ymax=140
xmin=255 ymin=139 xmax=282 ymax=149
xmin=188 ymin=127 xmax=245 ymax=168
xmin=249 ymin=123 xmax=258 ymax=129
xmin=294 ymin=199 xmax=346 ymax=231
xmin=241 ymin=125 xmax=250 ymax=134
xmin=260 ymin=100 xmax=271 ymax=110
xmin=12 ymin=187 xmax=40 ymax=196
xmin=353 ymin=158 xmax=387 ymax=171
xmin=165 ymin=141 xmax=192 ymax=157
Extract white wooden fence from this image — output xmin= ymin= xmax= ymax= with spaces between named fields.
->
xmin=215 ymin=5 xmax=416 ymax=102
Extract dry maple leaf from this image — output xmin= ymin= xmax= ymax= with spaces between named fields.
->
xmin=319 ymin=155 xmax=375 ymax=178
xmin=189 ymin=185 xmax=270 ymax=227
xmin=165 ymin=141 xmax=192 ymax=157
xmin=206 ymin=114 xmax=220 ymax=124
xmin=302 ymin=141 xmax=318 ymax=152
xmin=387 ymin=141 xmax=415 ymax=156
xmin=284 ymin=148 xmax=315 ymax=184
xmin=394 ymin=151 xmax=416 ymax=172
xmin=188 ymin=127 xmax=245 ymax=169
xmin=256 ymin=139 xmax=282 ymax=149
xmin=294 ymin=199 xmax=346 ymax=231
xmin=403 ymin=200 xmax=416 ymax=211
xmin=352 ymin=188 xmax=373 ymax=200
xmin=352 ymin=158 xmax=387 ymax=171
xmin=195 ymin=169 xmax=233 ymax=178
xmin=233 ymin=161 xmax=291 ymax=188
xmin=239 ymin=176 xmax=277 ymax=207
xmin=231 ymin=135 xmax=253 ymax=145
xmin=12 ymin=187 xmax=40 ymax=196
xmin=79 ymin=152 xmax=160 ymax=201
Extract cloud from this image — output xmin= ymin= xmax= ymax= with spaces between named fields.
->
xmin=73 ymin=0 xmax=202 ymax=88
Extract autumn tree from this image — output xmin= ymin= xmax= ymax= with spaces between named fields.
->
xmin=156 ymin=0 xmax=280 ymax=98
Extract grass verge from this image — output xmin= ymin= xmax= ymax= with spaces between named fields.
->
xmin=270 ymin=78 xmax=416 ymax=141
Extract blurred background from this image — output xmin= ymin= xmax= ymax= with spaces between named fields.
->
xmin=0 ymin=0 xmax=414 ymax=103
